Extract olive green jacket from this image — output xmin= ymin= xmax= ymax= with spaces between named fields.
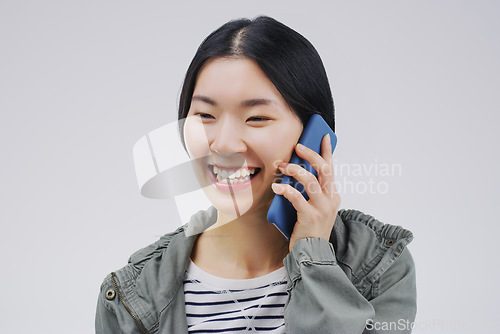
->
xmin=96 ymin=208 xmax=416 ymax=334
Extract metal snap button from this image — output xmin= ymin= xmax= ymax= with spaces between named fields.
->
xmin=105 ymin=289 xmax=116 ymax=300
xmin=385 ymin=239 xmax=395 ymax=247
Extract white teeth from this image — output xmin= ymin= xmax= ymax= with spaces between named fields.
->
xmin=227 ymin=176 xmax=250 ymax=184
xmin=212 ymin=165 xmax=257 ymax=183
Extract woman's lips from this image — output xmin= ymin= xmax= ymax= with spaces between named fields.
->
xmin=207 ymin=164 xmax=261 ymax=191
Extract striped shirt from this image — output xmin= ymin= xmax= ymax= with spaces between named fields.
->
xmin=184 ymin=260 xmax=288 ymax=333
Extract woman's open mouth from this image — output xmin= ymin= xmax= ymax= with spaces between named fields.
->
xmin=207 ymin=164 xmax=261 ymax=187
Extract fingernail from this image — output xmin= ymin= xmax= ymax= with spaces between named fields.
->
xmin=271 ymin=183 xmax=284 ymax=193
xmin=278 ymin=162 xmax=287 ymax=169
xmin=296 ymin=143 xmax=304 ymax=151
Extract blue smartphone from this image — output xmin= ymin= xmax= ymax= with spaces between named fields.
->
xmin=267 ymin=114 xmax=337 ymax=240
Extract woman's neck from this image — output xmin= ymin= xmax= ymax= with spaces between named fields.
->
xmin=190 ymin=204 xmax=289 ymax=279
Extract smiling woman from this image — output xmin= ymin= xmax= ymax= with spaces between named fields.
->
xmin=96 ymin=16 xmax=416 ymax=334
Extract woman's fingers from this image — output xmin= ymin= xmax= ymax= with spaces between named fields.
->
xmin=291 ymin=135 xmax=336 ymax=198
xmin=272 ymin=134 xmax=341 ymax=250
xmin=273 ymin=134 xmax=341 ymax=250
xmin=319 ymin=134 xmax=337 ymax=197
xmin=320 ymin=133 xmax=333 ymax=167
xmin=277 ymin=161 xmax=324 ymax=204
xmin=271 ymin=183 xmax=311 ymax=214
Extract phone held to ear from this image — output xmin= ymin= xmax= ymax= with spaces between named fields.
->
xmin=267 ymin=114 xmax=337 ymax=240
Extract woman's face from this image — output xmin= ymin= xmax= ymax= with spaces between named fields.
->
xmin=183 ymin=57 xmax=303 ymax=218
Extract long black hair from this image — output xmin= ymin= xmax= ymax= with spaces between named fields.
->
xmin=178 ymin=16 xmax=335 ymax=145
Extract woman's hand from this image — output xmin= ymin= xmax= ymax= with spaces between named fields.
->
xmin=271 ymin=134 xmax=341 ymax=252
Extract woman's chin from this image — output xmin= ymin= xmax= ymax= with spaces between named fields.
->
xmin=212 ymin=196 xmax=253 ymax=219
xmin=201 ymin=186 xmax=253 ymax=217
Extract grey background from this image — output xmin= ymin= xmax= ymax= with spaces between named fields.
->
xmin=1 ymin=1 xmax=498 ymax=333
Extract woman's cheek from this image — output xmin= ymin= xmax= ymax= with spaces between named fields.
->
xmin=184 ymin=119 xmax=211 ymax=159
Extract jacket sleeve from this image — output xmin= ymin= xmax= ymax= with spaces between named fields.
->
xmin=283 ymin=238 xmax=416 ymax=334
xmin=364 ymin=247 xmax=417 ymax=334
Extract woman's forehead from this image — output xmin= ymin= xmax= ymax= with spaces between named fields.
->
xmin=193 ymin=58 xmax=285 ymax=105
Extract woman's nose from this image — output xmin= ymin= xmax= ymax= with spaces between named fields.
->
xmin=209 ymin=118 xmax=247 ymax=154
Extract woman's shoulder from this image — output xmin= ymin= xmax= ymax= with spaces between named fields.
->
xmin=96 ymin=207 xmax=218 ymax=330
xmin=127 ymin=226 xmax=186 ymax=267
xmin=97 ymin=225 xmax=187 ymax=291
xmin=96 ymin=224 xmax=190 ymax=334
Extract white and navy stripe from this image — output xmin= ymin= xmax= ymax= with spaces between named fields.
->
xmin=184 ymin=260 xmax=288 ymax=333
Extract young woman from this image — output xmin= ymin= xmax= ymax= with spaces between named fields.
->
xmin=96 ymin=16 xmax=416 ymax=334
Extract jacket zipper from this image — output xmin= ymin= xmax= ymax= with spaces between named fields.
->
xmin=110 ymin=272 xmax=149 ymax=334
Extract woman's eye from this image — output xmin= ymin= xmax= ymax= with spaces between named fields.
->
xmin=247 ymin=116 xmax=270 ymax=122
xmin=196 ymin=113 xmax=215 ymax=119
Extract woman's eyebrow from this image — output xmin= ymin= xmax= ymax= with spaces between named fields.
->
xmin=240 ymin=98 xmax=274 ymax=107
xmin=192 ymin=95 xmax=275 ymax=108
xmin=192 ymin=95 xmax=216 ymax=106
